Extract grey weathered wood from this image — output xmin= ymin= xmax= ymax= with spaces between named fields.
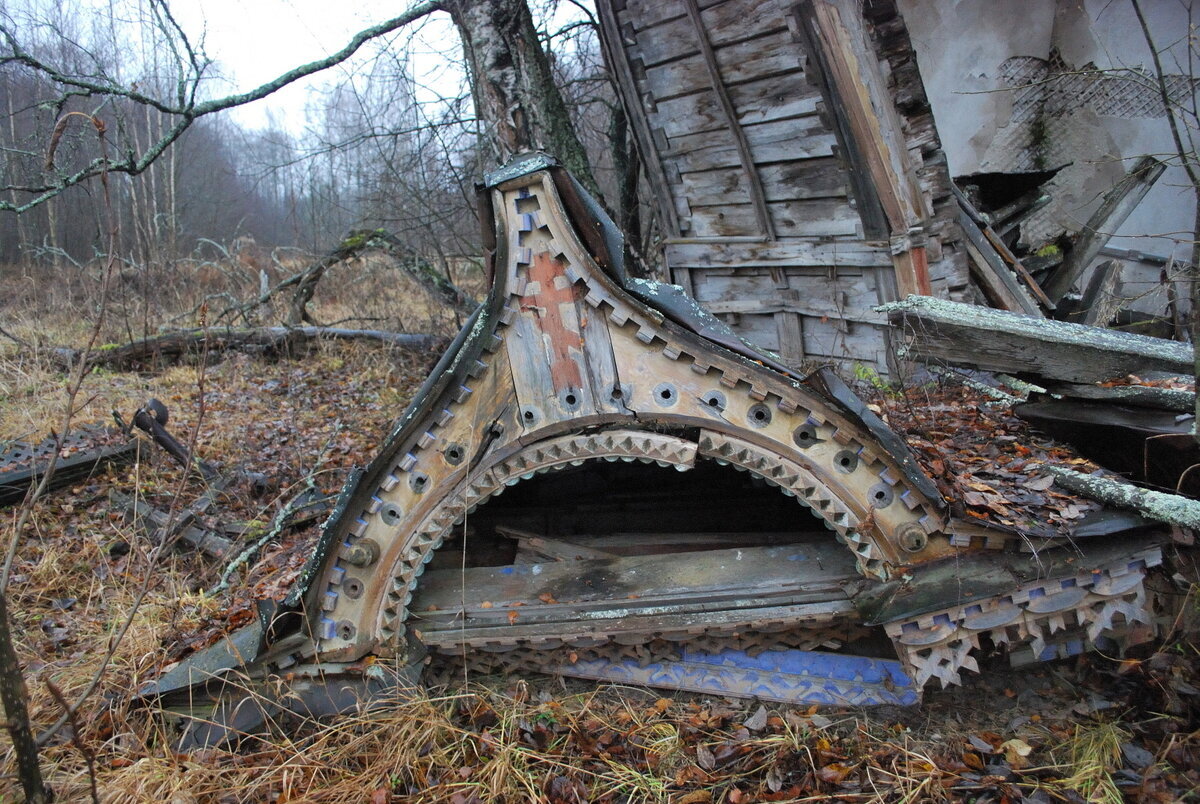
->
xmin=1039 ymin=380 xmax=1195 ymax=412
xmin=641 ymin=28 xmax=805 ymax=102
xmin=678 ymin=158 xmax=848 ymax=204
xmin=682 ymin=0 xmax=774 ymax=239
xmin=653 ymin=74 xmax=823 ymax=138
xmin=631 ymin=0 xmax=787 ymax=67
xmin=687 ymin=198 xmax=862 ymax=238
xmin=957 ymin=210 xmax=1044 ymax=316
xmin=774 ymin=311 xmax=805 ymax=364
xmin=667 ymin=240 xmax=892 ymax=269
xmin=883 ymin=295 xmax=1194 ymax=384
xmin=495 ymin=526 xmax=618 ymax=561
xmin=663 ymin=117 xmax=838 ymax=173
xmin=1078 ymin=259 xmax=1123 ymax=327
xmin=1042 ymin=156 xmax=1167 ymax=304
xmin=1042 ymin=465 xmax=1200 ymax=529
xmin=952 ymin=184 xmax=1054 ymax=310
xmin=596 ymin=0 xmax=681 ymax=237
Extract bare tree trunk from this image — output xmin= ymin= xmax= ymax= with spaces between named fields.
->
xmin=442 ymin=0 xmax=598 ymax=196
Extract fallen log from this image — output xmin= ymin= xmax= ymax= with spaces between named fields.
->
xmin=52 ymin=327 xmax=438 ymax=372
xmin=1041 ymin=465 xmax=1200 ymax=530
xmin=881 ymin=295 xmax=1192 ymax=384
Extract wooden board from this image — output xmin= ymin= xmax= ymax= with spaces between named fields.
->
xmin=686 ymin=198 xmax=863 ymax=238
xmin=666 ymin=240 xmax=892 ymax=270
xmin=885 ymin=296 xmax=1194 ymax=384
xmin=663 ymin=117 xmax=838 ymax=174
xmin=639 ymin=28 xmax=803 ymax=102
xmin=652 ymin=73 xmax=823 ymax=138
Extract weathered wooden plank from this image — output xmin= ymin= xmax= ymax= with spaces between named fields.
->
xmin=883 ymin=295 xmax=1194 ymax=384
xmin=678 ymin=158 xmax=848 ymax=204
xmin=700 ymin=299 xmax=883 ymax=326
xmin=597 ymin=0 xmax=682 ymax=237
xmin=952 ymin=184 xmax=1053 ymax=310
xmin=412 ymin=544 xmax=857 ymax=626
xmin=802 ymin=316 xmax=885 ymax=364
xmin=774 ymin=311 xmax=805 ymax=364
xmin=630 ymin=0 xmax=788 ymax=67
xmin=577 ymin=531 xmax=812 ymax=554
xmin=793 ymin=1 xmax=930 ymax=294
xmin=1077 ymin=259 xmax=1123 ymax=327
xmin=495 ymin=526 xmax=618 ymax=561
xmin=957 ymin=210 xmax=1044 ymax=316
xmin=664 ymin=117 xmax=838 ymax=173
xmin=641 ymin=29 xmax=804 ymax=102
xmin=666 ymin=240 xmax=892 ymax=269
xmin=1043 ymin=156 xmax=1167 ymax=304
xmin=687 ymin=198 xmax=862 ymax=238
xmin=652 ymin=73 xmax=822 ymax=138
xmin=682 ymin=0 xmax=774 ymax=239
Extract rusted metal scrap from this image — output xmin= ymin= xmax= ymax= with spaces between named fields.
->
xmin=142 ymin=154 xmax=1171 ymax=746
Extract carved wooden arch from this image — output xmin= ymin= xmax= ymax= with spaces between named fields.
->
xmin=304 ymin=158 xmax=950 ymax=663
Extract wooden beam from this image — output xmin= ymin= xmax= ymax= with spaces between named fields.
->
xmin=952 ymin=184 xmax=1054 ymax=311
xmin=795 ymin=0 xmax=933 ymax=296
xmin=595 ymin=0 xmax=682 ymax=237
xmin=1042 ymin=156 xmax=1167 ymax=304
xmin=681 ymin=0 xmax=775 ymax=240
xmin=1077 ymin=259 xmax=1123 ymax=327
xmin=882 ymin=295 xmax=1193 ymax=384
xmin=957 ymin=210 xmax=1044 ymax=316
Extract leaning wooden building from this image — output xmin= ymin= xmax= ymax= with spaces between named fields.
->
xmin=596 ymin=0 xmax=1194 ymax=372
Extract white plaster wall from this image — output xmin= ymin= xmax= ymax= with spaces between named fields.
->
xmin=897 ymin=0 xmax=1195 ymax=268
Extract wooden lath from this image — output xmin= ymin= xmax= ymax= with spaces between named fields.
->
xmin=595 ymin=0 xmax=682 ymax=237
xmin=681 ymin=0 xmax=775 ymax=241
xmin=792 ymin=0 xmax=933 ymax=297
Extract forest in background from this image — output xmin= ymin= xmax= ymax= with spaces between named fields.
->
xmin=0 ymin=0 xmax=629 ymax=272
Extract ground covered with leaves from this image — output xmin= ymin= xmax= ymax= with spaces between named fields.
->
xmin=1 ymin=322 xmax=1198 ymax=800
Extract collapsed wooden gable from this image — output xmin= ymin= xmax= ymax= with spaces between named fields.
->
xmin=597 ymin=0 xmax=971 ymax=371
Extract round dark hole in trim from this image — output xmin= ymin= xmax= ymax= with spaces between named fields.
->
xmin=381 ymin=502 xmax=403 ymax=525
xmin=444 ymin=444 xmax=464 ymax=465
xmin=344 ymin=578 xmax=364 ymax=599
xmin=611 ymin=387 xmax=623 ymax=399
xmin=793 ymin=426 xmax=818 ymax=448
xmin=869 ymin=483 xmax=895 ymax=509
xmin=336 ymin=621 xmax=357 ymax=641
xmin=523 ymin=410 xmax=535 ymax=421
xmin=834 ymin=450 xmax=860 ymax=473
xmin=565 ymin=393 xmax=577 ymax=405
xmin=700 ymin=390 xmax=727 ymax=412
xmin=410 ymin=472 xmax=430 ymax=493
xmin=747 ymin=403 xmax=772 ymax=427
xmin=653 ymin=383 xmax=677 ymax=407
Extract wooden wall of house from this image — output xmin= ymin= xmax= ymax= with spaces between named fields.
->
xmin=597 ymin=0 xmax=970 ymax=373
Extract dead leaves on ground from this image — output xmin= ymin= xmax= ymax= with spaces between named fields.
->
xmin=876 ymin=384 xmax=1102 ymax=537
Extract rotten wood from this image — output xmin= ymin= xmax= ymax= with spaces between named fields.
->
xmin=1042 ymin=156 xmax=1167 ymax=304
xmin=109 ymin=490 xmax=235 ymax=561
xmin=884 ymin=295 xmax=1193 ymax=383
xmin=1042 ymin=465 xmax=1200 ymax=529
xmin=52 ymin=327 xmax=437 ymax=372
xmin=953 ymin=184 xmax=1053 ymax=311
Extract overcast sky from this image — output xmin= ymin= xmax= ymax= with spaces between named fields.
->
xmin=169 ymin=0 xmax=468 ymax=132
